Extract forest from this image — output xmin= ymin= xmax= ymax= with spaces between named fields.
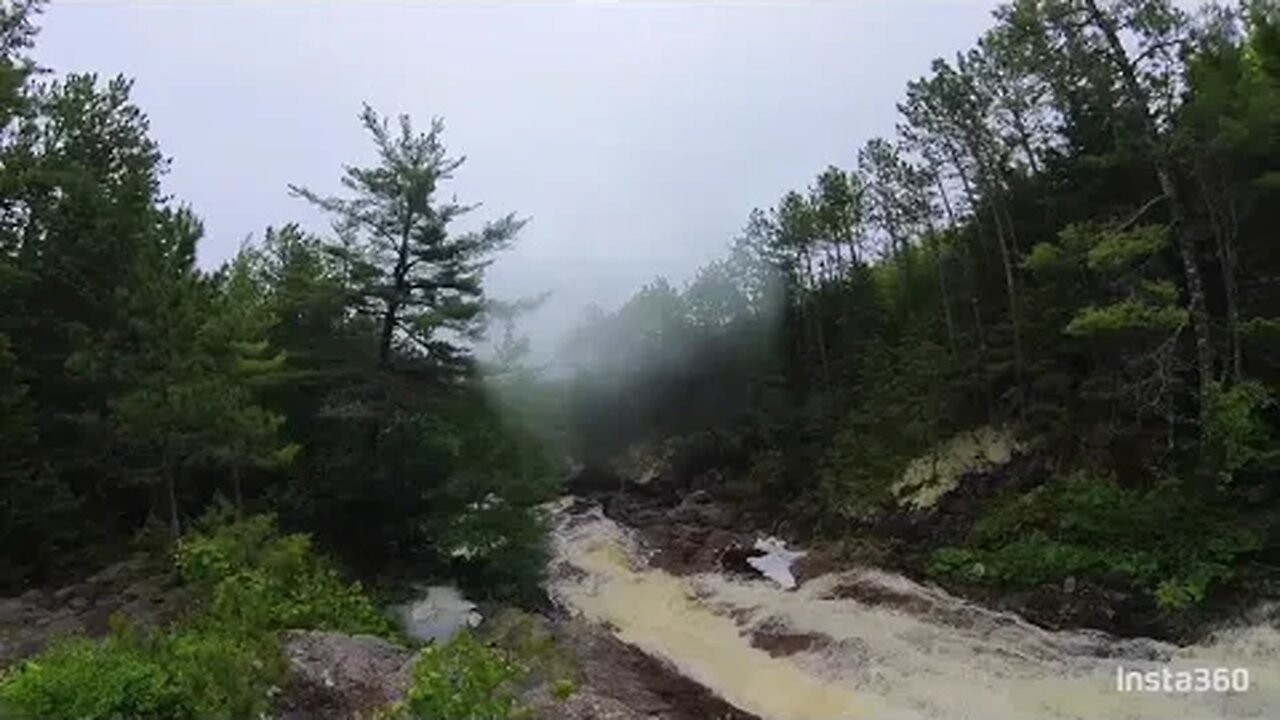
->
xmin=565 ymin=0 xmax=1280 ymax=619
xmin=1 ymin=0 xmax=1279 ymax=717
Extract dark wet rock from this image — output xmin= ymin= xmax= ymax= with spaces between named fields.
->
xmin=670 ymin=490 xmax=737 ymax=528
xmin=692 ymin=530 xmax=751 ymax=571
xmin=718 ymin=546 xmax=767 ymax=576
xmin=749 ymin=629 xmax=827 ymax=658
xmin=274 ymin=630 xmax=417 ymax=720
xmin=567 ymin=464 xmax=626 ymax=496
xmin=540 ymin=617 xmax=759 ymax=720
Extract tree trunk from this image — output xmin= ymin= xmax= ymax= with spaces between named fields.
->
xmin=1197 ymin=167 xmax=1242 ymax=383
xmin=164 ymin=450 xmax=180 ymax=541
xmin=802 ymin=249 xmax=831 ymax=389
xmin=990 ymin=200 xmax=1025 ymax=410
xmin=232 ymin=463 xmax=243 ymax=515
xmin=1083 ymin=0 xmax=1215 ymax=432
xmin=924 ymin=215 xmax=958 ymax=357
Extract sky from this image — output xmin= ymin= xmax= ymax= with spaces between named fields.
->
xmin=33 ymin=0 xmax=1005 ymax=354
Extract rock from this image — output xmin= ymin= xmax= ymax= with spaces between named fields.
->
xmin=531 ymin=618 xmax=758 ymax=720
xmin=749 ymin=629 xmax=827 ymax=658
xmin=0 ymin=556 xmax=192 ymax=669
xmin=274 ymin=630 xmax=417 ymax=720
xmin=669 ymin=492 xmax=736 ymax=528
xmin=566 ymin=464 xmax=625 ymax=496
xmin=718 ymin=546 xmax=767 ymax=576
xmin=689 ymin=529 xmax=748 ymax=569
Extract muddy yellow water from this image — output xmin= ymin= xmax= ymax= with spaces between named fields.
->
xmin=546 ymin=502 xmax=1279 ymax=720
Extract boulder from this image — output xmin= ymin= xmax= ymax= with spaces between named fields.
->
xmin=274 ymin=630 xmax=417 ymax=720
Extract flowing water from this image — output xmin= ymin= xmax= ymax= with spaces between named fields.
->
xmin=546 ymin=500 xmax=1280 ymax=720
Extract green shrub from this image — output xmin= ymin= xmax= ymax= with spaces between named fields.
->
xmin=0 ymin=619 xmax=278 ymax=720
xmin=1204 ymin=380 xmax=1279 ymax=481
xmin=1 ymin=512 xmax=398 ymax=718
xmin=928 ymin=472 xmax=1260 ymax=611
xmin=0 ymin=632 xmax=190 ymax=720
xmin=385 ymin=631 xmax=530 ymax=720
xmin=176 ymin=511 xmax=397 ymax=638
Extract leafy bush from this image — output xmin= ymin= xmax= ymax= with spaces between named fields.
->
xmin=928 ymin=473 xmax=1261 ymax=611
xmin=176 ymin=510 xmax=397 ymax=638
xmin=384 ymin=631 xmax=529 ymax=720
xmin=1 ymin=512 xmax=396 ymax=718
xmin=0 ymin=619 xmax=279 ymax=720
xmin=0 ymin=632 xmax=190 ymax=720
xmin=1204 ymin=380 xmax=1279 ymax=481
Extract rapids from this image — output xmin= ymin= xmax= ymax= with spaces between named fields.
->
xmin=545 ymin=500 xmax=1279 ymax=720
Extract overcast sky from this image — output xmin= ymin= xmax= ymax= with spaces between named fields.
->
xmin=34 ymin=0 xmax=1004 ymax=352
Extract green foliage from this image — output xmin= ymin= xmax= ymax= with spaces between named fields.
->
xmin=1064 ymin=299 xmax=1188 ymax=336
xmin=1023 ymin=242 xmax=1065 ymax=273
xmin=1203 ymin=380 xmax=1279 ymax=479
xmin=0 ymin=632 xmax=191 ymax=720
xmin=1085 ymin=225 xmax=1168 ymax=273
xmin=289 ymin=105 xmax=523 ymax=378
xmin=175 ymin=511 xmax=396 ymax=638
xmin=929 ymin=473 xmax=1261 ymax=611
xmin=0 ymin=619 xmax=280 ymax=720
xmin=386 ymin=631 xmax=529 ymax=720
xmin=0 ymin=511 xmax=396 ymax=718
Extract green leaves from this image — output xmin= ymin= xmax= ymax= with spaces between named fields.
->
xmin=1085 ymin=225 xmax=1168 ymax=273
xmin=928 ymin=472 xmax=1262 ymax=612
xmin=290 ymin=106 xmax=522 ymax=378
xmin=391 ymin=631 xmax=528 ymax=720
xmin=1065 ymin=299 xmax=1188 ymax=336
xmin=1203 ymin=380 xmax=1279 ymax=480
xmin=0 ymin=513 xmax=396 ymax=719
xmin=175 ymin=512 xmax=397 ymax=639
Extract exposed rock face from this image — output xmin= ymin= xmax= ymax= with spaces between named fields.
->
xmin=274 ymin=630 xmax=417 ymax=720
xmin=532 ymin=618 xmax=759 ymax=720
xmin=0 ymin=555 xmax=193 ymax=669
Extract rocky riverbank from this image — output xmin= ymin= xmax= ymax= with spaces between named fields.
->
xmin=567 ymin=431 xmax=1249 ymax=643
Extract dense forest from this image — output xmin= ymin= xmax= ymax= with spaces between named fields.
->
xmin=565 ymin=0 xmax=1280 ymax=618
xmin=2 ymin=0 xmax=1280 ymax=716
xmin=0 ymin=0 xmax=557 ymax=601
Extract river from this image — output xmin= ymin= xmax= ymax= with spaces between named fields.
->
xmin=545 ymin=499 xmax=1279 ymax=720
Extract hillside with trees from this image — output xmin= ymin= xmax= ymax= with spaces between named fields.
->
xmin=565 ymin=0 xmax=1280 ymax=626
xmin=1 ymin=0 xmax=1279 ymax=717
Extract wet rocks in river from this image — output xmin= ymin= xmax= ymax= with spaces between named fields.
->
xmin=536 ymin=618 xmax=760 ymax=720
xmin=749 ymin=629 xmax=827 ymax=658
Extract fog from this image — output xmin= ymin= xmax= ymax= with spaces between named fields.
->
xmin=35 ymin=1 xmax=1004 ymax=355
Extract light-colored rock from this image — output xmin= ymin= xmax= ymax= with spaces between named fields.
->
xmin=275 ymin=630 xmax=417 ymax=720
xmin=892 ymin=426 xmax=1023 ymax=510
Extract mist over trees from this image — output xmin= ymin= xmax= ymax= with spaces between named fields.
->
xmin=565 ymin=0 xmax=1280 ymax=612
xmin=1 ymin=0 xmax=1278 ymax=633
